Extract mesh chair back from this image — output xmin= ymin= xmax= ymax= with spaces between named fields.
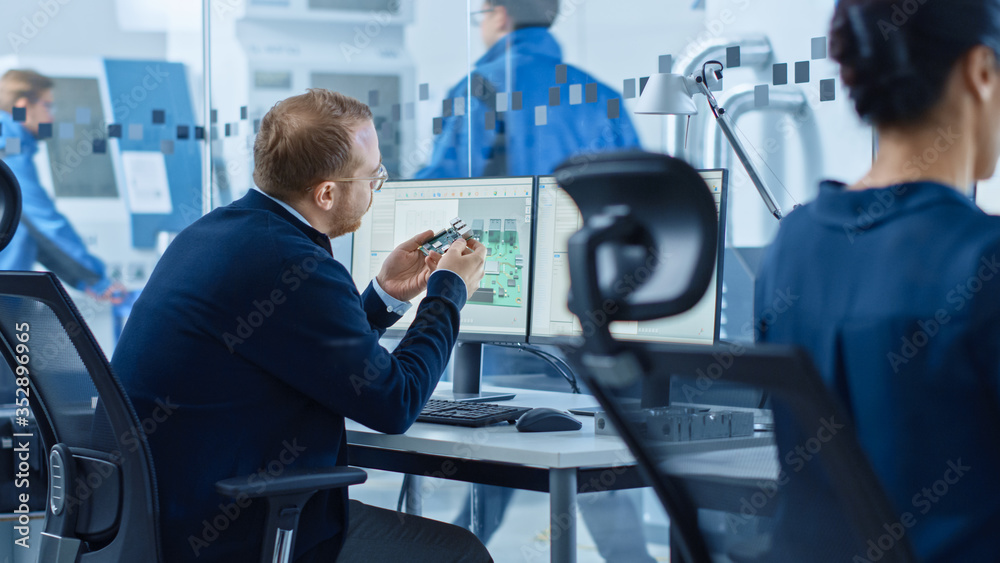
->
xmin=565 ymin=342 xmax=917 ymax=563
xmin=0 ymin=272 xmax=160 ymax=560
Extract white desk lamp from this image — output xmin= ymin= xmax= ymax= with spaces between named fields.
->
xmin=636 ymin=61 xmax=784 ymax=220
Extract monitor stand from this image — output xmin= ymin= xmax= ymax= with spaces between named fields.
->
xmin=449 ymin=342 xmax=516 ymax=403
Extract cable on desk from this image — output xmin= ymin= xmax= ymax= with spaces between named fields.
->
xmin=490 ymin=342 xmax=581 ymax=394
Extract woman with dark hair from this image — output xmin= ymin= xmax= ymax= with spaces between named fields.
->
xmin=755 ymin=0 xmax=1000 ymax=561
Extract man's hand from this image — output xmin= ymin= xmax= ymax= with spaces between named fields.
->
xmin=437 ymin=238 xmax=487 ymax=299
xmin=376 ymin=230 xmax=440 ymax=302
xmin=86 ymin=280 xmax=128 ymax=305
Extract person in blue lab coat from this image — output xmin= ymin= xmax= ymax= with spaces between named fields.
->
xmin=416 ymin=0 xmax=640 ymax=180
xmin=755 ymin=1 xmax=1000 ymax=561
xmin=113 ymin=89 xmax=492 ymax=563
xmin=418 ymin=2 xmax=654 ymax=562
xmin=0 ymin=69 xmax=123 ymax=301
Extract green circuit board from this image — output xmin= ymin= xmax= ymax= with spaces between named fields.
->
xmin=468 ymin=222 xmax=524 ymax=308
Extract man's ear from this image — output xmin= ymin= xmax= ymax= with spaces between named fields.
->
xmin=965 ymin=45 xmax=1000 ymax=103
xmin=12 ymin=96 xmax=29 ymax=109
xmin=495 ymin=5 xmax=513 ymax=32
xmin=310 ymin=181 xmax=337 ymax=211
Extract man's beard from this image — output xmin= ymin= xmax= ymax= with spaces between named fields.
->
xmin=327 ymin=193 xmax=373 ymax=238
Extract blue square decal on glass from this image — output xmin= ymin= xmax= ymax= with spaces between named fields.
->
xmin=659 ymin=55 xmax=673 ymax=73
xmin=795 ymin=61 xmax=810 ymax=84
xmin=177 ymin=125 xmax=190 ymax=139
xmin=623 ymin=79 xmax=636 ymax=99
xmin=773 ymin=63 xmax=788 ymax=86
xmin=512 ymin=92 xmax=523 ymax=111
xmin=812 ymin=37 xmax=828 ymax=60
xmin=108 ymin=124 xmax=122 ymax=138
xmin=820 ymin=79 xmax=836 ymax=101
xmin=727 ymin=46 xmax=741 ymax=68
xmin=152 ymin=109 xmax=165 ymax=124
xmin=607 ymin=98 xmax=620 ymax=119
xmin=549 ymin=87 xmax=560 ymax=107
xmin=93 ymin=139 xmax=107 ymax=154
xmin=555 ymin=64 xmax=568 ymax=84
xmin=12 ymin=107 xmax=26 ymax=122
xmin=37 ymin=123 xmax=52 ymax=139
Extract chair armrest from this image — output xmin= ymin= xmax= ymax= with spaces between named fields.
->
xmin=215 ymin=467 xmax=368 ymax=499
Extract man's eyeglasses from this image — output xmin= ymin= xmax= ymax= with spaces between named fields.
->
xmin=329 ymin=163 xmax=389 ymax=192
xmin=470 ymin=7 xmax=495 ymax=26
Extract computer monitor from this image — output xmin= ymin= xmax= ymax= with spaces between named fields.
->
xmin=352 ymin=177 xmax=535 ymax=342
xmin=530 ymin=170 xmax=728 ymax=346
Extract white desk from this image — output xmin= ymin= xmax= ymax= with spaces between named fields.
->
xmin=346 ymin=384 xmax=776 ymax=563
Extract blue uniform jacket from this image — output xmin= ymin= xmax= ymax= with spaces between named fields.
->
xmin=755 ymin=181 xmax=1000 ymax=562
xmin=111 ymin=190 xmax=468 ymax=562
xmin=416 ymin=27 xmax=640 ymax=178
xmin=0 ymin=111 xmax=110 ymax=292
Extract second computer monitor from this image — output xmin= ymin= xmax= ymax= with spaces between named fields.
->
xmin=530 ymin=170 xmax=728 ymax=345
xmin=351 ymin=176 xmax=535 ymax=342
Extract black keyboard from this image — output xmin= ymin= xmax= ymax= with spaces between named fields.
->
xmin=417 ymin=399 xmax=532 ymax=427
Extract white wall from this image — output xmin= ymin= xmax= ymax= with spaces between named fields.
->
xmin=0 ymin=0 xmax=168 ymax=59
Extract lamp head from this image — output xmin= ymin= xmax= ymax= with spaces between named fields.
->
xmin=634 ymin=73 xmax=701 ymax=115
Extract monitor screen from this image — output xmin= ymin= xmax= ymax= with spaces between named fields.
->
xmin=530 ymin=170 xmax=728 ymax=345
xmin=352 ymin=176 xmax=535 ymax=342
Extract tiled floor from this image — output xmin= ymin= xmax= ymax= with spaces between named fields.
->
xmin=350 ymin=469 xmax=672 ymax=562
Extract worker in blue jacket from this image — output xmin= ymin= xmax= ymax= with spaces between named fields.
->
xmin=756 ymin=1 xmax=1000 ymax=560
xmin=417 ymin=2 xmax=653 ymax=562
xmin=416 ymin=0 xmax=639 ymax=180
xmin=0 ymin=69 xmax=122 ymax=301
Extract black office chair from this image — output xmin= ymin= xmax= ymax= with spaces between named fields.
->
xmin=555 ymin=152 xmax=917 ymax=563
xmin=0 ymin=163 xmax=366 ymax=563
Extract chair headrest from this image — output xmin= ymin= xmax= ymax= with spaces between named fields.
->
xmin=0 ymin=159 xmax=22 ymax=253
xmin=554 ymin=152 xmax=718 ymax=344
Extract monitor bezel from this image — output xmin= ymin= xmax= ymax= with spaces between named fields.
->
xmin=368 ymin=176 xmax=538 ymax=344
xmin=527 ymin=168 xmax=729 ymax=347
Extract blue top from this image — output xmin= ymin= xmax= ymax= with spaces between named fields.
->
xmin=416 ymin=27 xmax=640 ymax=178
xmin=111 ymin=190 xmax=468 ymax=561
xmin=0 ymin=111 xmax=111 ymax=292
xmin=755 ymin=180 xmax=1000 ymax=562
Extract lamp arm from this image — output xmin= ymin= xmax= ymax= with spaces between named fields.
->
xmin=694 ymin=77 xmax=784 ymax=220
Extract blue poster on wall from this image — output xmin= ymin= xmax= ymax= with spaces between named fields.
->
xmin=104 ymin=59 xmax=202 ymax=249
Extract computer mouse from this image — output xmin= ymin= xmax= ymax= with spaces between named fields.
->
xmin=515 ymin=408 xmax=583 ymax=432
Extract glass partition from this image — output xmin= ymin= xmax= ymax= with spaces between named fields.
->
xmin=0 ymin=0 xmax=206 ymax=354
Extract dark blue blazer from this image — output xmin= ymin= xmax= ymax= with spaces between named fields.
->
xmin=756 ymin=181 xmax=1000 ymax=562
xmin=111 ymin=190 xmax=467 ymax=562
